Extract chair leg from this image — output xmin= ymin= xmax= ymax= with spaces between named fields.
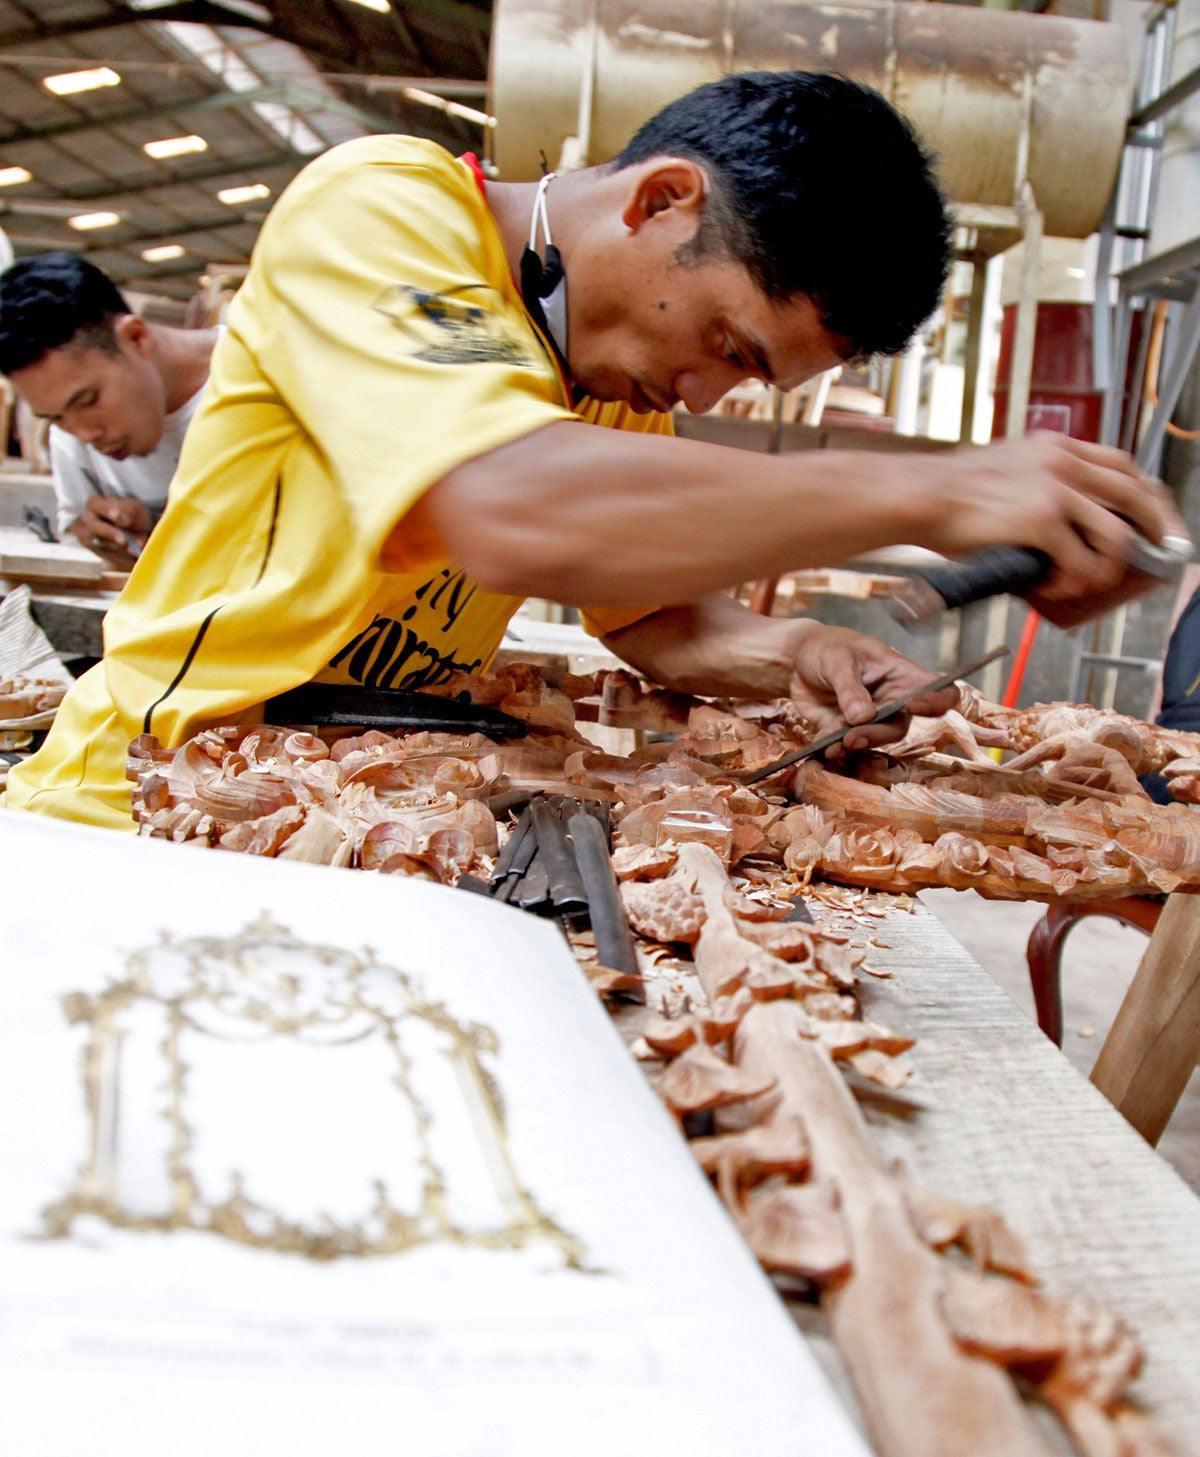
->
xmin=1091 ymin=893 xmax=1200 ymax=1145
xmin=1026 ymin=904 xmax=1076 ymax=1047
xmin=1027 ymin=896 xmax=1162 ymax=1052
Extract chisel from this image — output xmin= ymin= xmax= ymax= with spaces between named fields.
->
xmin=741 ymin=644 xmax=1010 ymax=785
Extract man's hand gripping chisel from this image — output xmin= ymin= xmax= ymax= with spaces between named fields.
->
xmin=742 ymin=645 xmax=1010 ymax=786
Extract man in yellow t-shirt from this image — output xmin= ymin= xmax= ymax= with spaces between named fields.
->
xmin=5 ymin=72 xmax=1181 ymax=829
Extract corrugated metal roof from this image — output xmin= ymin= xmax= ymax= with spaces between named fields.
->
xmin=0 ymin=0 xmax=492 ymax=299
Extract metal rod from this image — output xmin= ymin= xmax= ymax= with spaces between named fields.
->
xmin=529 ymin=796 xmax=588 ymax=915
xmin=488 ymin=806 xmax=532 ymax=885
xmin=492 ymin=811 xmax=538 ymax=902
xmin=1137 ymin=286 xmax=1200 ymax=471
xmin=1120 ymin=304 xmax=1155 ymax=455
xmin=568 ymin=811 xmax=644 ymax=999
xmin=1129 ymin=61 xmax=1200 ymax=129
xmin=1092 ymin=193 xmax=1116 ymax=395
xmin=1102 ymin=296 xmax=1135 ymax=446
xmin=512 ymin=856 xmax=551 ymax=912
xmin=959 ymin=250 xmax=988 ymax=443
xmin=1005 ymin=185 xmax=1042 ymax=444
xmin=487 ymin=789 xmax=532 ymax=817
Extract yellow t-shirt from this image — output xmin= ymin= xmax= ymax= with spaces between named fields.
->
xmin=6 ymin=137 xmax=671 ymax=830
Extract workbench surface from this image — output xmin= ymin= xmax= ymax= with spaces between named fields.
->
xmin=621 ymin=893 xmax=1200 ymax=1454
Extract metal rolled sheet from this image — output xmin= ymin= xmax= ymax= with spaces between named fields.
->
xmin=488 ymin=0 xmax=1132 ymax=238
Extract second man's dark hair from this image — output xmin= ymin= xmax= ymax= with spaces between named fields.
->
xmin=615 ymin=71 xmax=952 ymax=359
xmin=0 ymin=251 xmax=131 ymax=377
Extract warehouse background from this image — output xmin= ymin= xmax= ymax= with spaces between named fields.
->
xmin=2 ymin=0 xmax=1199 ymax=718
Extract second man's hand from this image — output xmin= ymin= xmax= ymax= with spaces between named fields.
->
xmin=70 ymin=495 xmax=151 ymax=561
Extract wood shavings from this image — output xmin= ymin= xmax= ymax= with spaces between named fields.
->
xmin=580 ymin=963 xmax=645 ymax=998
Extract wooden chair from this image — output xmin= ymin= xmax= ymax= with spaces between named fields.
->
xmin=1089 ymin=892 xmax=1200 ymax=1144
xmin=1026 ymin=565 xmax=1200 ymax=1140
xmin=1027 ymin=890 xmax=1200 ymax=1147
xmin=1025 ymin=895 xmax=1163 ymax=1047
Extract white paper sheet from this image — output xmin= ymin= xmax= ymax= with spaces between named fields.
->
xmin=0 ymin=811 xmax=869 ymax=1457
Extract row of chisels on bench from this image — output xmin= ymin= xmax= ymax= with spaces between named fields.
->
xmin=458 ymin=791 xmax=644 ymax=1002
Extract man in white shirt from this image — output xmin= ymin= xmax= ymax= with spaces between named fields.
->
xmin=0 ymin=252 xmax=217 ymax=561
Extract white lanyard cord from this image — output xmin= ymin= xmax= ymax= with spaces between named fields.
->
xmin=528 ymin=171 xmax=557 ymax=253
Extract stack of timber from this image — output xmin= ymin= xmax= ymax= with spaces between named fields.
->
xmin=0 ymin=527 xmax=126 ymax=590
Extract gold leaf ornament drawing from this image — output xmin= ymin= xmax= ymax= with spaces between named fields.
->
xmin=40 ymin=913 xmax=584 ymax=1266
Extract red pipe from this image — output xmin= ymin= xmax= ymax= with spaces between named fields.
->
xmin=1002 ymin=609 xmax=1041 ymax=707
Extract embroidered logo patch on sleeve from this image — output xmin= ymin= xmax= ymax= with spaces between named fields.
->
xmin=375 ymin=283 xmax=540 ymax=367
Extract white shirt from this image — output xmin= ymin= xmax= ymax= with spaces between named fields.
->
xmin=50 ymin=375 xmax=208 ymax=537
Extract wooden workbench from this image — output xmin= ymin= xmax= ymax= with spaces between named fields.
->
xmin=6 ymin=773 xmax=1198 ymax=1446
xmin=622 ymin=894 xmax=1200 ymax=1453
xmin=819 ymin=901 xmax=1200 ymax=1450
xmin=5 ymin=575 xmax=1197 ymax=1441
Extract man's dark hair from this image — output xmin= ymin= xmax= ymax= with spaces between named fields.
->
xmin=0 ymin=251 xmax=131 ymax=376
xmin=615 ymin=71 xmax=952 ymax=358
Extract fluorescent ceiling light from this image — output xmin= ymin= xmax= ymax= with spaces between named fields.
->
xmin=68 ymin=211 xmax=121 ymax=230
xmin=43 ymin=67 xmax=121 ymax=96
xmin=143 ymin=134 xmax=208 ymax=160
xmin=141 ymin=244 xmax=186 ymax=262
xmin=347 ymin=0 xmax=391 ymax=11
xmin=217 ymin=183 xmax=271 ymax=205
xmin=0 ymin=167 xmax=32 ymax=187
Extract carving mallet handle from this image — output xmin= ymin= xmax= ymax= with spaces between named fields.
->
xmin=891 ymin=547 xmax=1053 ymax=624
xmin=892 ymin=531 xmax=1192 ymax=626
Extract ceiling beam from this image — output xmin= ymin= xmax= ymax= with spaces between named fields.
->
xmin=77 ymin=210 xmax=266 ymax=248
xmin=255 ymin=81 xmax=411 ymax=136
xmin=3 ymin=229 xmax=74 ymax=251
xmin=0 ymin=81 xmax=287 ymax=148
xmin=0 ymin=5 xmax=144 ymax=51
xmin=14 ymin=148 xmax=302 ymax=204
xmin=264 ymin=0 xmax=490 ymax=50
xmin=0 ymin=78 xmax=470 ymax=155
xmin=0 ymin=1 xmax=489 ymax=71
xmin=207 ymin=4 xmax=420 ymax=79
xmin=0 ymin=3 xmax=300 ymax=53
xmin=112 ymin=255 xmax=212 ymax=279
xmin=381 ymin=2 xmax=431 ymax=75
xmin=5 ymin=235 xmax=242 ymax=297
xmin=109 ymin=255 xmax=218 ymax=286
xmin=6 ymin=209 xmax=264 ymax=252
xmin=206 ymin=80 xmax=477 ymax=152
xmin=0 ymin=93 xmax=237 ymax=153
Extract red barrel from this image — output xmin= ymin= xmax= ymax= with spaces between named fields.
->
xmin=992 ymin=302 xmax=1142 ymax=442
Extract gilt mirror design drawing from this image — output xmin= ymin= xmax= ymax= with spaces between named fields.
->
xmin=38 ymin=912 xmax=584 ymax=1267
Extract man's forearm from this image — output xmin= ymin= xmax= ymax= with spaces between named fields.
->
xmin=602 ymin=594 xmax=962 ymax=746
xmin=413 ymin=424 xmax=1182 ymax=613
xmin=419 ymin=422 xmax=936 ymax=607
xmin=602 ymin=596 xmax=816 ymax=700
